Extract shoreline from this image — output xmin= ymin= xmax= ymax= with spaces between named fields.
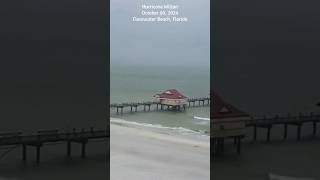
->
xmin=110 ymin=123 xmax=210 ymax=180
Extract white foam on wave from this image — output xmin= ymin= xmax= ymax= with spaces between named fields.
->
xmin=193 ymin=116 xmax=210 ymax=125
xmin=193 ymin=116 xmax=210 ymax=121
xmin=110 ymin=118 xmax=209 ymax=137
xmin=269 ymin=173 xmax=317 ymax=180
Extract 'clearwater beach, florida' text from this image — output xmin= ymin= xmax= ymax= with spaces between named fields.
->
xmin=131 ymin=4 xmax=188 ymax=23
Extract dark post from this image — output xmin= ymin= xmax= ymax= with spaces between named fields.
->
xmin=81 ymin=142 xmax=87 ymax=159
xmin=22 ymin=144 xmax=27 ymax=162
xmin=267 ymin=126 xmax=271 ymax=142
xmin=297 ymin=124 xmax=302 ymax=141
xmin=36 ymin=146 xmax=41 ymax=164
xmin=236 ymin=137 xmax=241 ymax=154
xmin=216 ymin=138 xmax=221 ymax=154
xmin=253 ymin=125 xmax=257 ymax=141
xmin=90 ymin=127 xmax=94 ymax=134
xmin=221 ymin=138 xmax=224 ymax=152
xmin=73 ymin=128 xmax=76 ymax=136
xmin=313 ymin=121 xmax=317 ymax=137
xmin=67 ymin=141 xmax=71 ymax=157
xmin=283 ymin=124 xmax=288 ymax=140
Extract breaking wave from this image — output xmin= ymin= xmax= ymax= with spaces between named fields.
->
xmin=193 ymin=116 xmax=210 ymax=121
xmin=110 ymin=118 xmax=209 ymax=137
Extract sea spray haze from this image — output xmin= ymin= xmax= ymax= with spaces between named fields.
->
xmin=111 ymin=0 xmax=210 ymax=67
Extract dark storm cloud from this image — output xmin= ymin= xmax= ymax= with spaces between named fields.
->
xmin=111 ymin=0 xmax=210 ymax=67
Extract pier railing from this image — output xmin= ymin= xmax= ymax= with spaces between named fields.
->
xmin=212 ymin=112 xmax=320 ymax=125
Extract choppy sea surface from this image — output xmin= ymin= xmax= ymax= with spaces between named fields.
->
xmin=110 ymin=64 xmax=210 ymax=136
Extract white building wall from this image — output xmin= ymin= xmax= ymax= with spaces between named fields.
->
xmin=160 ymin=99 xmax=187 ymax=106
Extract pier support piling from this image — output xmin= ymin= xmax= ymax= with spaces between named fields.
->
xmin=81 ymin=142 xmax=87 ymax=159
xmin=267 ymin=126 xmax=271 ymax=142
xmin=313 ymin=122 xmax=317 ymax=137
xmin=297 ymin=125 xmax=302 ymax=141
xmin=22 ymin=144 xmax=27 ymax=162
xmin=36 ymin=146 xmax=41 ymax=164
xmin=236 ymin=137 xmax=241 ymax=154
xmin=253 ymin=125 xmax=257 ymax=141
xmin=283 ymin=124 xmax=288 ymax=140
xmin=67 ymin=141 xmax=71 ymax=157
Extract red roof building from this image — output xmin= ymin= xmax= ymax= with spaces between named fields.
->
xmin=212 ymin=92 xmax=251 ymax=133
xmin=213 ymin=92 xmax=250 ymax=120
xmin=157 ymin=89 xmax=187 ymax=99
xmin=155 ymin=89 xmax=188 ymax=106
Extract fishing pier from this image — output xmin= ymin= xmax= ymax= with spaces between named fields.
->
xmin=0 ymin=128 xmax=108 ymax=164
xmin=110 ymin=97 xmax=210 ymax=115
xmin=212 ymin=113 xmax=320 ymax=155
xmin=212 ymin=92 xmax=320 ymax=155
xmin=246 ymin=113 xmax=320 ymax=142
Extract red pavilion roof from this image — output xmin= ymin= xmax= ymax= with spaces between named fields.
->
xmin=213 ymin=92 xmax=250 ymax=119
xmin=156 ymin=89 xmax=187 ymax=99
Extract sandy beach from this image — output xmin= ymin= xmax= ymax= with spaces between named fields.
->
xmin=110 ymin=124 xmax=210 ymax=180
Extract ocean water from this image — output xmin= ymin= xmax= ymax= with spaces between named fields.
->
xmin=110 ymin=64 xmax=210 ymax=135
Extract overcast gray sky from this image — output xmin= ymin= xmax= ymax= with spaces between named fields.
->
xmin=111 ymin=0 xmax=210 ymax=67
